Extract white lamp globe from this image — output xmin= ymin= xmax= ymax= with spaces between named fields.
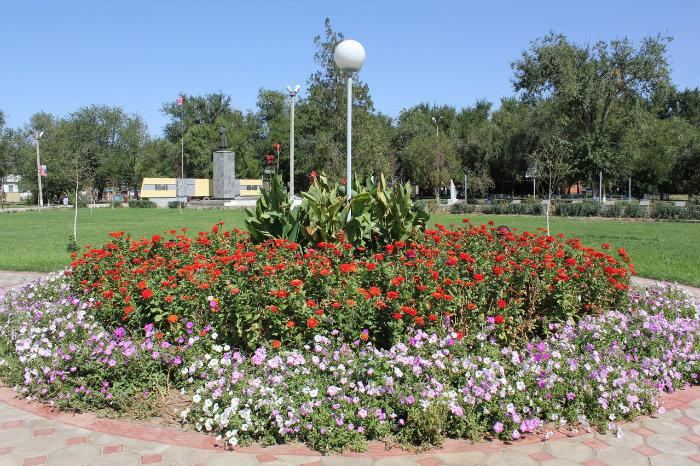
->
xmin=334 ymin=39 xmax=366 ymax=72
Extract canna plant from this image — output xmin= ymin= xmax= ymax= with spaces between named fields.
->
xmin=245 ymin=174 xmax=302 ymax=243
xmin=246 ymin=171 xmax=429 ymax=252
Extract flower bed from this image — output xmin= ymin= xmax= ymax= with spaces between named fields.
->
xmin=66 ymin=221 xmax=632 ymax=350
xmin=0 ymin=276 xmax=698 ymax=452
xmin=1 ymin=220 xmax=696 ymax=453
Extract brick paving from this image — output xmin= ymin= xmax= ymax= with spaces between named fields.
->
xmin=1 ymin=272 xmax=700 ymax=465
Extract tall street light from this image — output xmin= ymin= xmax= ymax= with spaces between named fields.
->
xmin=34 ymin=130 xmax=44 ymax=207
xmin=334 ymin=39 xmax=365 ymax=200
xmin=286 ymin=84 xmax=301 ymax=198
xmin=431 ymin=116 xmax=443 ymax=137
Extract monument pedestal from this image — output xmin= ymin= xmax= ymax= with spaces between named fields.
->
xmin=213 ymin=151 xmax=239 ymax=199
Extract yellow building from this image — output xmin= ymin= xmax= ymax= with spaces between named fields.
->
xmin=140 ymin=177 xmax=262 ymax=206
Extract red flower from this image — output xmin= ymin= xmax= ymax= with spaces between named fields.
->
xmin=273 ymin=143 xmax=281 ymax=152
xmin=271 ymin=340 xmax=281 ymax=349
xmin=167 ymin=314 xmax=178 ymax=323
xmin=306 ymin=317 xmax=318 ymax=329
xmin=474 ymin=273 xmax=485 ymax=282
xmin=495 ymin=315 xmax=504 ymax=324
xmin=152 ymin=235 xmax=162 ymax=243
xmin=497 ymin=299 xmax=507 ymax=309
xmin=386 ymin=291 xmax=399 ymax=299
xmin=141 ymin=289 xmax=154 ymax=299
xmin=290 ymin=279 xmax=303 ymax=287
xmin=428 ymin=314 xmax=438 ymax=321
xmin=287 ymin=320 xmax=295 ymax=328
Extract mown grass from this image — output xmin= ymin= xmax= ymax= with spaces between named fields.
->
xmin=1 ymin=208 xmax=698 ymax=286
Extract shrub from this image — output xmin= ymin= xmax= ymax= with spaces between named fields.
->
xmin=67 ymin=220 xmax=631 ymax=351
xmin=555 ymin=200 xmax=601 ymax=217
xmin=649 ymin=203 xmax=700 ymax=220
xmin=112 ymin=201 xmax=123 ymax=208
xmin=602 ymin=203 xmax=623 ymax=218
xmin=168 ymin=201 xmax=186 ymax=209
xmin=128 ymin=199 xmax=157 ymax=208
xmin=622 ymin=202 xmax=643 ymax=218
xmin=450 ymin=203 xmax=479 ymax=214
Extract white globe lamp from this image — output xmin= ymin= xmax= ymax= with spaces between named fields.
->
xmin=334 ymin=39 xmax=366 ymax=72
xmin=334 ymin=39 xmax=365 ymax=201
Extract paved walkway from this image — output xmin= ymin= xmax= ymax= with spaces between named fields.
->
xmin=2 ymin=272 xmax=700 ymax=465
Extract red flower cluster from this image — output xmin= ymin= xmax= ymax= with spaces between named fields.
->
xmin=67 ymin=220 xmax=633 ymax=349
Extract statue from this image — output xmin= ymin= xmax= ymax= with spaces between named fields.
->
xmin=218 ymin=125 xmax=228 ymax=150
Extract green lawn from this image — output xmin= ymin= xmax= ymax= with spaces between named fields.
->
xmin=1 ymin=208 xmax=698 ymax=286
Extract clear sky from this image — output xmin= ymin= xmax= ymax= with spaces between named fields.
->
xmin=2 ymin=0 xmax=698 ymax=135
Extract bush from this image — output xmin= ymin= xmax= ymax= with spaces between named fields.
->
xmin=168 ymin=201 xmax=186 ymax=209
xmin=112 ymin=201 xmax=123 ymax=208
xmin=128 ymin=199 xmax=157 ymax=208
xmin=622 ymin=202 xmax=643 ymax=218
xmin=450 ymin=203 xmax=479 ymax=214
xmin=555 ymin=200 xmax=601 ymax=217
xmin=602 ymin=203 xmax=623 ymax=218
xmin=649 ymin=202 xmax=700 ymax=220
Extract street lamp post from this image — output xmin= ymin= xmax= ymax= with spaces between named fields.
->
xmin=431 ymin=116 xmax=443 ymax=138
xmin=334 ymin=39 xmax=365 ymax=200
xmin=286 ymin=84 xmax=301 ymax=198
xmin=35 ymin=130 xmax=44 ymax=207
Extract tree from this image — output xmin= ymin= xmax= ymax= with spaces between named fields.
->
xmin=512 ymin=33 xmax=674 ymax=195
xmin=489 ymin=98 xmax=537 ymax=195
xmin=403 ymin=133 xmax=461 ymax=200
xmin=531 ymin=135 xmax=573 ymax=234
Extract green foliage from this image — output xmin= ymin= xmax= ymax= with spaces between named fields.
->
xmin=556 ymin=201 xmax=603 ymax=217
xmin=128 ymin=199 xmax=157 ymax=208
xmin=244 ymin=174 xmax=301 ymax=243
xmin=246 ymin=172 xmax=429 ymax=251
xmin=649 ymin=202 xmax=700 ymax=220
xmin=66 ymin=234 xmax=79 ymax=253
xmin=167 ymin=201 xmax=186 ymax=209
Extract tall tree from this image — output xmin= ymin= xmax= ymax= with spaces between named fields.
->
xmin=512 ymin=33 xmax=673 ymax=194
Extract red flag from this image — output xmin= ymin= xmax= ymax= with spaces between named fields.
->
xmin=177 ymin=95 xmax=183 ymax=106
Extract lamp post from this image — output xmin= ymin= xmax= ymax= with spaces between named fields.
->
xmin=286 ymin=84 xmax=300 ymax=198
xmin=34 ymin=130 xmax=44 ymax=207
xmin=431 ymin=116 xmax=443 ymax=137
xmin=334 ymin=39 xmax=365 ymax=200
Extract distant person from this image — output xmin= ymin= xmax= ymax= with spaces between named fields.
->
xmin=62 ymin=195 xmax=68 ymax=206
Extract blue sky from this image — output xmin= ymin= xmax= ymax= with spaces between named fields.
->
xmin=2 ymin=0 xmax=698 ymax=135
